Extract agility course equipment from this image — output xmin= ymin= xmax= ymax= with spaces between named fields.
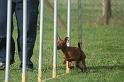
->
xmin=66 ymin=0 xmax=71 ymax=73
xmin=4 ymin=0 xmax=82 ymax=82
xmin=38 ymin=0 xmax=44 ymax=82
xmin=52 ymin=0 xmax=58 ymax=78
xmin=78 ymin=0 xmax=83 ymax=48
xmin=5 ymin=0 xmax=12 ymax=82
xmin=22 ymin=0 xmax=27 ymax=82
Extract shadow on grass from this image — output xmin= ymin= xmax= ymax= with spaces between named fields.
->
xmin=9 ymin=64 xmax=124 ymax=73
xmin=9 ymin=65 xmax=66 ymax=73
xmin=87 ymin=64 xmax=124 ymax=73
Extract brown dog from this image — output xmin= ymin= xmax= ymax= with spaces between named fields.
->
xmin=57 ymin=37 xmax=87 ymax=72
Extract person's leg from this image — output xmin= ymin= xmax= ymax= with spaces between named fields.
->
xmin=0 ymin=37 xmax=15 ymax=64
xmin=0 ymin=0 xmax=15 ymax=69
xmin=15 ymin=0 xmax=39 ymax=68
xmin=0 ymin=0 xmax=7 ymax=38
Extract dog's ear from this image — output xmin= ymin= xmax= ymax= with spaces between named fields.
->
xmin=57 ymin=34 xmax=61 ymax=41
xmin=64 ymin=37 xmax=68 ymax=42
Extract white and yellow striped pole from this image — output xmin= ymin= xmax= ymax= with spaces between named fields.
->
xmin=52 ymin=0 xmax=58 ymax=78
xmin=22 ymin=0 xmax=27 ymax=82
xmin=66 ymin=0 xmax=71 ymax=73
xmin=38 ymin=0 xmax=44 ymax=82
xmin=5 ymin=0 xmax=12 ymax=82
xmin=78 ymin=0 xmax=82 ymax=47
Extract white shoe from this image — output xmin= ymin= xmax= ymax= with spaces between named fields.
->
xmin=0 ymin=62 xmax=5 ymax=70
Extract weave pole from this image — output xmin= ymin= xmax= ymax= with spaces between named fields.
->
xmin=66 ymin=0 xmax=71 ymax=73
xmin=52 ymin=0 xmax=58 ymax=78
xmin=5 ymin=0 xmax=12 ymax=82
xmin=38 ymin=0 xmax=44 ymax=82
xmin=22 ymin=0 xmax=27 ymax=82
xmin=78 ymin=0 xmax=82 ymax=47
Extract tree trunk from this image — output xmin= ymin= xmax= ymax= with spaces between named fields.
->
xmin=102 ymin=0 xmax=111 ymax=24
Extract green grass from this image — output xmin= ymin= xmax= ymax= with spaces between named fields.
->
xmin=0 ymin=0 xmax=124 ymax=82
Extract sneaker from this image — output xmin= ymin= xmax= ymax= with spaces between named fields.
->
xmin=0 ymin=62 xmax=5 ymax=70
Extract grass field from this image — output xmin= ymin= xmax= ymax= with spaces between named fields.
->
xmin=0 ymin=0 xmax=124 ymax=82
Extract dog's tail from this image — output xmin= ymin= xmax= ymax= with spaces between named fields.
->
xmin=78 ymin=42 xmax=81 ymax=49
xmin=78 ymin=42 xmax=86 ymax=59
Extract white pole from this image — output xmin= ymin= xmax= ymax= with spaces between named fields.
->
xmin=78 ymin=0 xmax=82 ymax=47
xmin=66 ymin=0 xmax=71 ymax=73
xmin=5 ymin=0 xmax=12 ymax=82
xmin=38 ymin=0 xmax=44 ymax=82
xmin=22 ymin=0 xmax=27 ymax=82
xmin=52 ymin=0 xmax=58 ymax=78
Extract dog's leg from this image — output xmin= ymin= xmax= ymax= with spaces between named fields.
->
xmin=82 ymin=59 xmax=87 ymax=72
xmin=63 ymin=60 xmax=66 ymax=64
xmin=63 ymin=57 xmax=74 ymax=69
xmin=76 ymin=61 xmax=84 ymax=72
xmin=68 ymin=61 xmax=75 ymax=69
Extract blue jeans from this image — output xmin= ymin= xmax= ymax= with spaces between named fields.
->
xmin=0 ymin=0 xmax=39 ymax=66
